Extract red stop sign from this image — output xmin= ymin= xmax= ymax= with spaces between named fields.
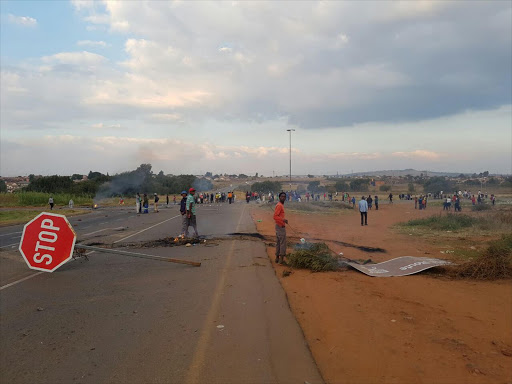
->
xmin=19 ymin=212 xmax=77 ymax=272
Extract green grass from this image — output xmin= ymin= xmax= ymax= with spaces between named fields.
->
xmin=0 ymin=192 xmax=93 ymax=207
xmin=402 ymin=214 xmax=478 ymax=231
xmin=0 ymin=209 xmax=89 ymax=226
xmin=287 ymin=243 xmax=339 ymax=272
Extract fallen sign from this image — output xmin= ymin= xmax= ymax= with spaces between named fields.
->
xmin=343 ymin=256 xmax=451 ymax=277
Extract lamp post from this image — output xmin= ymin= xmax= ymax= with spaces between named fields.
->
xmin=286 ymin=129 xmax=295 ymax=192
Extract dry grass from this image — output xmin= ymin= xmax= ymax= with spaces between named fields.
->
xmin=442 ymin=235 xmax=512 ymax=280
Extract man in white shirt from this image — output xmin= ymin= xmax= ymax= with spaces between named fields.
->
xmin=359 ymin=196 xmax=368 ymax=226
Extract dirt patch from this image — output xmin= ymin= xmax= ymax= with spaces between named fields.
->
xmin=252 ymin=202 xmax=512 ymax=384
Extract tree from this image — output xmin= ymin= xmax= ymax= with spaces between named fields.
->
xmin=308 ymin=181 xmax=320 ymax=191
xmin=205 ymin=172 xmax=213 ymax=178
xmin=379 ymin=185 xmax=391 ymax=192
xmin=349 ymin=179 xmax=370 ymax=192
xmin=423 ymin=177 xmax=454 ymax=194
xmin=0 ymin=180 xmax=7 ymax=193
xmin=307 ymin=174 xmax=314 ymax=178
xmin=408 ymin=183 xmax=415 ymax=193
xmin=334 ymin=181 xmax=349 ymax=191
xmin=71 ymin=174 xmax=83 ymax=181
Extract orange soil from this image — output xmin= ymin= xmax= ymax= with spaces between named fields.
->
xmin=252 ymin=201 xmax=512 ymax=384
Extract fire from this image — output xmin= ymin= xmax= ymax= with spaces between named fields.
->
xmin=93 ymin=204 xmax=98 ymax=209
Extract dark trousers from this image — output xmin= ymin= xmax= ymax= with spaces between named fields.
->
xmin=360 ymin=212 xmax=367 ymax=225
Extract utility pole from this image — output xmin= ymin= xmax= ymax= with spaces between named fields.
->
xmin=286 ymin=129 xmax=295 ymax=191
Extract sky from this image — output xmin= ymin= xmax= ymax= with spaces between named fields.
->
xmin=1 ymin=0 xmax=511 ymax=177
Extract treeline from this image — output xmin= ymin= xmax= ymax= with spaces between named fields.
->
xmin=308 ymin=179 xmax=371 ymax=193
xmin=250 ymin=181 xmax=282 ymax=193
xmin=22 ymin=164 xmax=213 ymax=198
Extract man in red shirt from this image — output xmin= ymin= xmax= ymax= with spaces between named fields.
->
xmin=273 ymin=192 xmax=289 ymax=264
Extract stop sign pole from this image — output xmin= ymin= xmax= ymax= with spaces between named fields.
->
xmin=19 ymin=212 xmax=76 ymax=273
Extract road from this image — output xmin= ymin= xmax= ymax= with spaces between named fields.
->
xmin=0 ymin=202 xmax=323 ymax=384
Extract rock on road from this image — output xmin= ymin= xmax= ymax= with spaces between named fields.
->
xmin=0 ymin=202 xmax=323 ymax=384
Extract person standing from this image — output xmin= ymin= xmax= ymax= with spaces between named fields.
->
xmin=143 ymin=193 xmax=149 ymax=213
xmin=136 ymin=193 xmax=141 ymax=213
xmin=154 ymin=193 xmax=160 ymax=212
xmin=414 ymin=196 xmax=418 ymax=209
xmin=374 ymin=195 xmax=379 ymax=210
xmin=273 ymin=192 xmax=288 ymax=264
xmin=166 ymin=194 xmax=169 ymax=206
xmin=351 ymin=196 xmax=356 ymax=208
xmin=367 ymin=195 xmax=373 ymax=210
xmin=388 ymin=193 xmax=393 ymax=203
xmin=179 ymin=191 xmax=188 ymax=236
xmin=185 ymin=188 xmax=199 ymax=238
xmin=359 ymin=196 xmax=368 ymax=226
xmin=48 ymin=196 xmax=54 ymax=210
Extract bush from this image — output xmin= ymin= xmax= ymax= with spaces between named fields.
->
xmin=379 ymin=185 xmax=391 ymax=192
xmin=287 ymin=243 xmax=339 ymax=272
xmin=450 ymin=235 xmax=512 ymax=280
xmin=472 ymin=204 xmax=491 ymax=211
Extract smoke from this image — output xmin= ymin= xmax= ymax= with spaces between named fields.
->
xmin=94 ymin=172 xmax=146 ymax=202
xmin=192 ymin=177 xmax=213 ymax=192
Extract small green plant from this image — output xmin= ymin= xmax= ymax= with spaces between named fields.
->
xmin=379 ymin=185 xmax=391 ymax=192
xmin=287 ymin=243 xmax=339 ymax=272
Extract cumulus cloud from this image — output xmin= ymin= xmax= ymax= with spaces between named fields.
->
xmin=8 ymin=14 xmax=37 ymax=27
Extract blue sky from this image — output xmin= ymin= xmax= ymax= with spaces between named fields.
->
xmin=1 ymin=1 xmax=511 ymax=176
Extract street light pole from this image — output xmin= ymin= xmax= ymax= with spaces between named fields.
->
xmin=286 ymin=129 xmax=295 ymax=191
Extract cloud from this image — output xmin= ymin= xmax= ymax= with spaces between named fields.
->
xmin=8 ymin=14 xmax=37 ymax=27
xmin=392 ymin=150 xmax=443 ymax=160
xmin=42 ymin=51 xmax=107 ymax=66
xmin=77 ymin=40 xmax=109 ymax=48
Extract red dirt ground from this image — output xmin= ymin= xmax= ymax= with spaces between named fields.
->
xmin=252 ymin=201 xmax=512 ymax=384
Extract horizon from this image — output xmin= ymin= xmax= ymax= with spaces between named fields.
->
xmin=1 ymin=1 xmax=511 ymax=176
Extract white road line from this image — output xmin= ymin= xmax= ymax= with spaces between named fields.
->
xmin=82 ymin=227 xmax=125 ymax=237
xmin=113 ymin=215 xmax=180 ymax=244
xmin=99 ymin=222 xmax=108 ymax=225
xmin=0 ymin=272 xmax=45 ymax=291
xmin=0 ymin=243 xmax=18 ymax=249
xmin=0 ymin=250 xmax=96 ymax=292
xmin=0 ymin=231 xmax=22 ymax=237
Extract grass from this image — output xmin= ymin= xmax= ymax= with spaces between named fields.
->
xmin=0 ymin=192 xmax=93 ymax=207
xmin=402 ymin=214 xmax=478 ymax=231
xmin=287 ymin=242 xmax=339 ymax=272
xmin=400 ymin=210 xmax=512 ymax=234
xmin=0 ymin=209 xmax=89 ymax=226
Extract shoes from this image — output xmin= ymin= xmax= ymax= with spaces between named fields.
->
xmin=361 ymin=224 xmax=363 ymax=226
xmin=275 ymin=257 xmax=279 ymax=263
xmin=279 ymin=260 xmax=288 ymax=266
xmin=365 ymin=223 xmax=368 ymax=225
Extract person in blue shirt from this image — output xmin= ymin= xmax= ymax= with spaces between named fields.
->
xmin=358 ymin=196 xmax=368 ymax=226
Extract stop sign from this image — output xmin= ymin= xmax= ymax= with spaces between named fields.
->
xmin=19 ymin=212 xmax=76 ymax=272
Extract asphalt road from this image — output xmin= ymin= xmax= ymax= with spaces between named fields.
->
xmin=0 ymin=202 xmax=323 ymax=384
